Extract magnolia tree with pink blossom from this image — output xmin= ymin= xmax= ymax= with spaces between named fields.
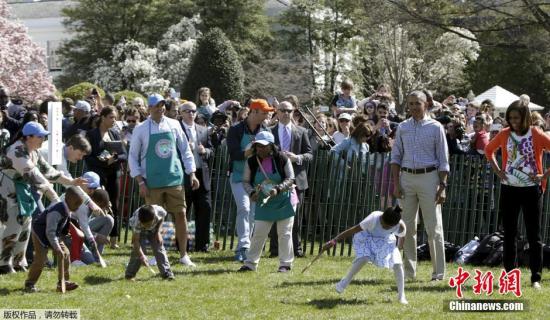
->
xmin=0 ymin=0 xmax=56 ymax=103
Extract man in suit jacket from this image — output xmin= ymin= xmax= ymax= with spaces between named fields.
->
xmin=269 ymin=101 xmax=313 ymax=257
xmin=179 ymin=102 xmax=214 ymax=252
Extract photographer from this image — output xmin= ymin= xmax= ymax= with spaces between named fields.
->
xmin=209 ymin=111 xmax=230 ymax=148
xmin=218 ymin=100 xmax=242 ymax=124
xmin=370 ymin=103 xmax=397 ymax=153
xmin=445 ymin=119 xmax=468 ymax=155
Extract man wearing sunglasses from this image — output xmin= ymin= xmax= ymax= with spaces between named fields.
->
xmin=129 ymin=94 xmax=200 ymax=268
xmin=179 ymin=102 xmax=214 ymax=252
xmin=268 ymin=101 xmax=312 ymax=258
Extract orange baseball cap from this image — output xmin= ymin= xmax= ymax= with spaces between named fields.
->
xmin=249 ymin=99 xmax=274 ymax=112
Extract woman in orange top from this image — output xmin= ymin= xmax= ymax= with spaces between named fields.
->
xmin=485 ymin=96 xmax=550 ymax=290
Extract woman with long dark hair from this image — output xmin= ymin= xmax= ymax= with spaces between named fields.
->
xmin=85 ymin=106 xmax=124 ymax=248
xmin=485 ymin=95 xmax=550 ymax=290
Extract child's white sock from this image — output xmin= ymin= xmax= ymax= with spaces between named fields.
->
xmin=393 ymin=263 xmax=408 ymax=304
xmin=337 ymin=257 xmax=368 ymax=293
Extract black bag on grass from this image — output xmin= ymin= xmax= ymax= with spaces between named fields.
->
xmin=469 ymin=232 xmax=504 ymax=265
xmin=416 ymin=241 xmax=461 ymax=262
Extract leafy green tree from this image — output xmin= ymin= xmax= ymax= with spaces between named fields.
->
xmin=196 ymin=0 xmax=273 ymax=63
xmin=57 ymin=0 xmax=196 ymax=89
xmin=182 ymin=28 xmax=244 ymax=103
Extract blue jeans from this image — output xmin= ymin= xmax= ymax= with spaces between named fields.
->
xmin=230 ymin=175 xmax=255 ymax=251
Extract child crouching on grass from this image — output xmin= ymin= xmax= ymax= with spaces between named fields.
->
xmin=323 ymin=205 xmax=408 ymax=304
xmin=125 ymin=205 xmax=174 ymax=281
xmin=24 ymin=187 xmax=84 ymax=293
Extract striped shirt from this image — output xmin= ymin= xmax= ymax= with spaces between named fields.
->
xmin=390 ymin=115 xmax=450 ymax=171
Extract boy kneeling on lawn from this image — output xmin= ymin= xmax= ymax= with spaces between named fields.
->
xmin=25 ymin=187 xmax=84 ymax=293
xmin=125 ymin=205 xmax=174 ymax=281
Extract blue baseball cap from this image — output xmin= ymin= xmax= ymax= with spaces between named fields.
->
xmin=147 ymin=94 xmax=165 ymax=107
xmin=22 ymin=122 xmax=49 ymax=137
xmin=254 ymin=131 xmax=275 ymax=146
xmin=82 ymin=171 xmax=101 ymax=189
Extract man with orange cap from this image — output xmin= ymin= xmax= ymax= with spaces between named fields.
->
xmin=226 ymin=99 xmax=273 ymax=262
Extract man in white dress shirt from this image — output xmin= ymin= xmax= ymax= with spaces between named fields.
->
xmin=129 ymin=94 xmax=200 ymax=267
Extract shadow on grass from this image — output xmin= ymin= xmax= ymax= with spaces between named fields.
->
xmin=171 ymin=255 xmax=233 ymax=265
xmin=173 ymin=268 xmax=232 ymax=276
xmin=288 ymin=298 xmax=370 ymax=309
xmin=83 ymin=275 xmax=115 ymax=285
xmin=401 ymin=284 xmax=450 ymax=292
xmin=0 ymin=288 xmax=16 ymax=296
xmin=276 ymin=278 xmax=384 ymax=288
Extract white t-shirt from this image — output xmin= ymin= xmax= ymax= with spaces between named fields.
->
xmin=129 ymin=205 xmax=167 ymax=234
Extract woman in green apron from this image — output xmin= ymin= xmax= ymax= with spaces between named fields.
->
xmin=0 ymin=122 xmax=86 ymax=274
xmin=238 ymin=131 xmax=297 ymax=273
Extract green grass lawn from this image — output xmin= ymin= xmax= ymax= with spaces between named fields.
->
xmin=1 ymin=244 xmax=547 ymax=320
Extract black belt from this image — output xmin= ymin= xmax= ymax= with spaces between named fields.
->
xmin=401 ymin=166 xmax=437 ymax=174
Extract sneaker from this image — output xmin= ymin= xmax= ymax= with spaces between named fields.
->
xmin=237 ymin=265 xmax=253 ymax=272
xmin=234 ymin=249 xmax=247 ymax=263
xmin=57 ymin=281 xmax=79 ymax=292
xmin=532 ymin=282 xmax=542 ymax=290
xmin=71 ymin=260 xmax=86 ymax=267
xmin=335 ymin=280 xmax=346 ymax=294
xmin=14 ymin=265 xmax=28 ymax=272
xmin=398 ymin=297 xmax=409 ymax=305
xmin=0 ymin=265 xmax=16 ymax=274
xmin=148 ymin=257 xmax=157 ymax=266
xmin=24 ymin=282 xmax=38 ymax=293
xmin=125 ymin=276 xmax=136 ymax=282
xmin=277 ymin=266 xmax=291 ymax=273
xmin=179 ymin=255 xmax=196 ymax=268
xmin=162 ymin=273 xmax=175 ymax=281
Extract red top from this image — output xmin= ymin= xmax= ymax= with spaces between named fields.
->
xmin=485 ymin=127 xmax=550 ymax=192
xmin=474 ymin=130 xmax=489 ymax=152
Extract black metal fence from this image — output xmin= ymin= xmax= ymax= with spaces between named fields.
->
xmin=67 ymin=146 xmax=550 ymax=256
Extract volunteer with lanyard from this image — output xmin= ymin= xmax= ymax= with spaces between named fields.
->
xmin=237 ymin=131 xmax=296 ymax=273
xmin=129 ymin=94 xmax=199 ymax=267
xmin=0 ymin=122 xmax=87 ymax=274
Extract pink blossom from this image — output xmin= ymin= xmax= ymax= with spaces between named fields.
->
xmin=0 ymin=0 xmax=56 ymax=103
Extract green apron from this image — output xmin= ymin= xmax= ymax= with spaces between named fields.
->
xmin=145 ymin=121 xmax=183 ymax=188
xmin=3 ymin=173 xmax=38 ymax=217
xmin=230 ymin=132 xmax=255 ymax=183
xmin=253 ymin=158 xmax=294 ymax=221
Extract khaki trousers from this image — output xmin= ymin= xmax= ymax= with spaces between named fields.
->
xmin=400 ymin=170 xmax=445 ymax=280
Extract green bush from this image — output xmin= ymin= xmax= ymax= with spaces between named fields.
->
xmin=182 ymin=28 xmax=244 ymax=103
xmin=63 ymin=82 xmax=105 ymax=101
xmin=114 ymin=90 xmax=146 ymax=105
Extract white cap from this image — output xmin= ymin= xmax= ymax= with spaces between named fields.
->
xmin=338 ymin=113 xmax=352 ymax=121
xmin=75 ymin=100 xmax=91 ymax=113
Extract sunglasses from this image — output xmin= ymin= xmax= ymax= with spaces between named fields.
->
xmin=339 ymin=119 xmax=350 ymax=122
xmin=279 ymin=109 xmax=294 ymax=114
xmin=126 ymin=119 xmax=137 ymax=123
xmin=182 ymin=110 xmax=197 ymax=114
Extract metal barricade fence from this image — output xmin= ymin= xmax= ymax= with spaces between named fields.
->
xmin=62 ymin=146 xmax=550 ymax=256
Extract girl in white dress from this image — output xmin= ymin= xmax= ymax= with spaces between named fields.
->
xmin=323 ymin=205 xmax=407 ymax=304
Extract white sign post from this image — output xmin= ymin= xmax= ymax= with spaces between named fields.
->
xmin=47 ymin=101 xmax=63 ymax=166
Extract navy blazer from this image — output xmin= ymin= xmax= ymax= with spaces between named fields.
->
xmin=270 ymin=123 xmax=313 ymax=191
